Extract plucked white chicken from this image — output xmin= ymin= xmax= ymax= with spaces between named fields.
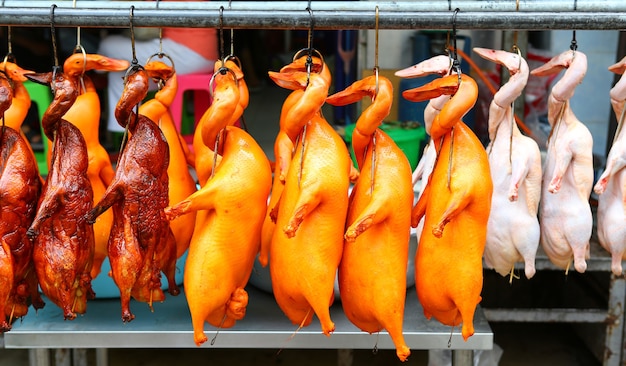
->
xmin=474 ymin=47 xmax=542 ymax=281
xmin=593 ymin=56 xmax=626 ymax=276
xmin=531 ymin=49 xmax=594 ymax=273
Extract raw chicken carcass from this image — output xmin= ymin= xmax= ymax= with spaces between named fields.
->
xmin=268 ymin=56 xmax=351 ymax=336
xmin=326 ymin=74 xmax=413 ymax=361
xmin=86 ymin=66 xmax=178 ymax=322
xmin=165 ymin=123 xmax=271 ymax=346
xmin=0 ymin=73 xmax=43 ymax=332
xmin=25 ymin=68 xmax=95 ymax=320
xmin=473 ymin=47 xmax=542 ymax=281
xmin=531 ymin=49 xmax=594 ymax=273
xmin=593 ymin=56 xmax=626 ymax=276
xmin=140 ymin=60 xmax=197 ymax=258
xmin=60 ymin=53 xmax=130 ymax=280
xmin=398 ymin=61 xmax=492 ymax=341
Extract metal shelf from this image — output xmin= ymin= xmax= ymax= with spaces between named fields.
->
xmin=4 ymin=286 xmax=492 ymax=351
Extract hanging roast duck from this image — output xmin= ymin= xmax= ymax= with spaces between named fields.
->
xmin=593 ymin=55 xmax=626 ymax=276
xmin=326 ymin=73 xmax=413 ymax=361
xmin=531 ymin=49 xmax=594 ymax=274
xmin=192 ymin=58 xmax=248 ymax=185
xmin=86 ymin=65 xmax=178 ymax=322
xmin=267 ymin=54 xmax=351 ymax=336
xmin=139 ymin=59 xmax=197 ymax=259
xmin=25 ymin=67 xmax=95 ymax=320
xmin=59 ymin=53 xmax=129 ymax=280
xmin=473 ymin=47 xmax=542 ymax=281
xmin=165 ymin=58 xmax=271 ymax=345
xmin=0 ymin=72 xmax=43 ymax=332
xmin=396 ymin=55 xmax=492 ymax=342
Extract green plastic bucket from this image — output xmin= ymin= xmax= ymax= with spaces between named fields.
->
xmin=344 ymin=122 xmax=426 ymax=171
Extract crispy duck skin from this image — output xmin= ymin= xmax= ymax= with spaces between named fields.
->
xmin=139 ymin=60 xmax=197 ymax=259
xmin=58 ymin=53 xmax=129 ymax=280
xmin=86 ymin=67 xmax=177 ymax=323
xmin=0 ymin=73 xmax=43 ymax=332
xmin=25 ymin=68 xmax=95 ymax=320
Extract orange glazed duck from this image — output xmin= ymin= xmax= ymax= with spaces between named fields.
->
xmin=268 ymin=56 xmax=351 ymax=336
xmin=166 ymin=63 xmax=271 ymax=346
xmin=0 ymin=73 xmax=43 ymax=332
xmin=139 ymin=59 xmax=197 ymax=258
xmin=26 ymin=68 xmax=95 ymax=320
xmin=192 ymin=59 xmax=248 ymax=186
xmin=326 ymin=73 xmax=413 ymax=361
xmin=397 ymin=57 xmax=492 ymax=342
xmin=259 ymin=55 xmax=331 ymax=267
xmin=86 ymin=66 xmax=178 ymax=322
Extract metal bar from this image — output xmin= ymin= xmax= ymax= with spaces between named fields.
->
xmin=0 ymin=2 xmax=624 ymax=30
xmin=483 ymin=308 xmax=609 ymax=323
xmin=604 ymin=275 xmax=625 ymax=366
xmin=7 ymin=1 xmax=626 ymax=12
xmin=451 ymin=350 xmax=473 ymax=366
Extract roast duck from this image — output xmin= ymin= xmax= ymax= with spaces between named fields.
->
xmin=85 ymin=65 xmax=178 ymax=322
xmin=139 ymin=59 xmax=197 ymax=258
xmin=60 ymin=53 xmax=130 ymax=280
xmin=260 ymin=55 xmax=342 ymax=266
xmin=165 ymin=61 xmax=271 ymax=346
xmin=396 ymin=56 xmax=493 ymax=341
xmin=474 ymin=47 xmax=542 ymax=281
xmin=0 ymin=61 xmax=39 ymax=157
xmin=594 ymin=55 xmax=626 ymax=276
xmin=25 ymin=67 xmax=95 ymax=320
xmin=532 ymin=49 xmax=594 ymax=273
xmin=0 ymin=72 xmax=43 ymax=332
xmin=192 ymin=58 xmax=248 ymax=185
xmin=267 ymin=55 xmax=351 ymax=336
xmin=326 ymin=73 xmax=413 ymax=361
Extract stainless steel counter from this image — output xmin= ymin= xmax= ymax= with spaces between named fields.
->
xmin=4 ymin=286 xmax=492 ymax=351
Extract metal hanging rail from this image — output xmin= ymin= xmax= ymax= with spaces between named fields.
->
xmin=0 ymin=1 xmax=625 ymax=30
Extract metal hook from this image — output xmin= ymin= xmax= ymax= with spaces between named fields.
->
xmin=156 ymin=0 xmax=163 ymax=54
xmin=128 ymin=6 xmax=139 ymax=65
xmin=450 ymin=8 xmax=462 ymax=83
xmin=208 ymin=65 xmax=238 ymax=100
xmin=305 ymin=0 xmax=315 ymax=84
xmin=571 ymin=0 xmax=578 ymax=51
xmin=228 ymin=0 xmax=234 ymax=57
xmin=50 ymin=4 xmax=59 ymax=68
xmin=218 ymin=6 xmax=225 ymax=60
xmin=72 ymin=0 xmax=82 ymax=51
xmin=373 ymin=6 xmax=380 ymax=100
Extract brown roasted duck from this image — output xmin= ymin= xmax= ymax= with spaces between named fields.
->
xmin=0 ymin=73 xmax=43 ymax=332
xmin=60 ymin=53 xmax=130 ymax=280
xmin=326 ymin=74 xmax=413 ymax=361
xmin=139 ymin=60 xmax=197 ymax=258
xmin=25 ymin=68 xmax=95 ymax=320
xmin=85 ymin=65 xmax=177 ymax=322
